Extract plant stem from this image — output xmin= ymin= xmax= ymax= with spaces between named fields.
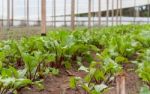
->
xmin=33 ymin=63 xmax=41 ymax=81
xmin=1 ymin=88 xmax=6 ymax=94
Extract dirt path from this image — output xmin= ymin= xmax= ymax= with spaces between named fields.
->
xmin=19 ymin=69 xmax=85 ymax=94
xmin=105 ymin=63 xmax=142 ymax=94
xmin=19 ymin=67 xmax=142 ymax=94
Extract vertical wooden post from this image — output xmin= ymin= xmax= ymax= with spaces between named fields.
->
xmin=7 ymin=0 xmax=10 ymax=30
xmin=51 ymin=0 xmax=54 ymax=26
xmin=27 ymin=0 xmax=29 ymax=26
xmin=136 ymin=4 xmax=139 ymax=23
xmin=64 ymin=0 xmax=66 ymax=26
xmin=116 ymin=0 xmax=119 ymax=25
xmin=53 ymin=0 xmax=56 ymax=28
xmin=24 ymin=0 xmax=26 ymax=26
xmin=76 ymin=0 xmax=79 ymax=27
xmin=38 ymin=0 xmax=39 ymax=20
xmin=71 ymin=0 xmax=75 ymax=30
xmin=116 ymin=74 xmax=126 ymax=94
xmin=112 ymin=0 xmax=114 ymax=26
xmin=0 ymin=0 xmax=2 ymax=30
xmin=2 ymin=0 xmax=3 ymax=27
xmin=11 ymin=0 xmax=14 ymax=26
xmin=88 ymin=0 xmax=91 ymax=30
xmin=106 ymin=0 xmax=109 ymax=26
xmin=37 ymin=0 xmax=40 ymax=25
xmin=0 ymin=0 xmax=4 ymax=30
xmin=148 ymin=0 xmax=150 ymax=24
xmin=98 ymin=0 xmax=101 ymax=27
xmin=41 ymin=0 xmax=46 ymax=35
xmin=0 ymin=19 xmax=1 ymax=30
xmin=120 ymin=0 xmax=122 ymax=24
xmin=92 ymin=0 xmax=94 ymax=26
xmin=134 ymin=0 xmax=136 ymax=24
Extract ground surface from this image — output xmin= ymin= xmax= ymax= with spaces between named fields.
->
xmin=0 ymin=27 xmax=41 ymax=40
xmin=105 ymin=70 xmax=142 ymax=94
xmin=105 ymin=63 xmax=142 ymax=94
xmin=0 ymin=27 xmax=143 ymax=94
xmin=19 ymin=69 xmax=86 ymax=94
xmin=19 ymin=66 xmax=142 ymax=94
xmin=0 ymin=26 xmax=70 ymax=40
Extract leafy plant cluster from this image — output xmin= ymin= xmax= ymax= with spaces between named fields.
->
xmin=0 ymin=24 xmax=150 ymax=93
xmin=0 ymin=29 xmax=100 ymax=93
xmin=70 ymin=55 xmax=122 ymax=94
xmin=136 ymin=49 xmax=150 ymax=94
xmin=68 ymin=25 xmax=150 ymax=94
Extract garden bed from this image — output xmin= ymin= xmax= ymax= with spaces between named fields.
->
xmin=0 ymin=25 xmax=150 ymax=94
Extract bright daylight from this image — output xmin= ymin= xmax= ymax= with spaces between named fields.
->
xmin=0 ymin=0 xmax=150 ymax=94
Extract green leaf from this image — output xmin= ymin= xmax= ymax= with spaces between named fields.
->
xmin=14 ymin=79 xmax=32 ymax=89
xmin=33 ymin=80 xmax=44 ymax=91
xmin=49 ymin=68 xmax=59 ymax=75
xmin=18 ymin=69 xmax=27 ymax=78
xmin=140 ymin=85 xmax=150 ymax=94
xmin=81 ymin=83 xmax=90 ymax=93
xmin=115 ymin=56 xmax=128 ymax=63
xmin=69 ymin=77 xmax=77 ymax=89
xmin=64 ymin=61 xmax=72 ymax=69
xmin=9 ymin=67 xmax=19 ymax=78
xmin=94 ymin=84 xmax=107 ymax=92
xmin=0 ymin=77 xmax=15 ymax=87
xmin=0 ymin=61 xmax=2 ymax=69
xmin=84 ymin=75 xmax=91 ymax=83
xmin=78 ymin=66 xmax=89 ymax=73
xmin=94 ymin=70 xmax=105 ymax=81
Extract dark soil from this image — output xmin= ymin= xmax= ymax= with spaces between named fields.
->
xmin=124 ymin=64 xmax=142 ymax=94
xmin=19 ymin=64 xmax=142 ymax=94
xmin=105 ymin=63 xmax=142 ymax=94
xmin=19 ymin=69 xmax=86 ymax=94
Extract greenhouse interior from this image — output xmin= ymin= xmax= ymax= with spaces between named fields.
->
xmin=0 ymin=0 xmax=150 ymax=94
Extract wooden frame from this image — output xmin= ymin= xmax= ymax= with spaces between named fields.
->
xmin=106 ymin=0 xmax=109 ymax=26
xmin=71 ymin=0 xmax=75 ymax=30
xmin=7 ymin=0 xmax=10 ymax=29
xmin=98 ymin=0 xmax=101 ymax=26
xmin=11 ymin=0 xmax=14 ymax=26
xmin=41 ymin=0 xmax=46 ymax=35
xmin=88 ymin=0 xmax=91 ymax=30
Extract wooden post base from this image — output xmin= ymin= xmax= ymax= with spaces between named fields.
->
xmin=116 ymin=73 xmax=126 ymax=94
xmin=41 ymin=33 xmax=46 ymax=36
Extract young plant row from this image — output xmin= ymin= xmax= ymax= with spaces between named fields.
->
xmin=69 ymin=25 xmax=150 ymax=94
xmin=0 ymin=25 xmax=149 ymax=94
xmin=0 ymin=28 xmax=100 ymax=93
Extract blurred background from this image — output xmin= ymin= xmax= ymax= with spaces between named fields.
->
xmin=0 ymin=0 xmax=150 ymax=39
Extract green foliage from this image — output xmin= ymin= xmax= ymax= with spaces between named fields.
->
xmin=0 ymin=67 xmax=32 ymax=94
xmin=69 ymin=77 xmax=77 ymax=89
xmin=134 ymin=30 xmax=150 ymax=48
xmin=45 ymin=68 xmax=59 ymax=76
xmin=137 ymin=49 xmax=150 ymax=86
xmin=140 ymin=85 xmax=150 ymax=94
xmin=0 ymin=24 xmax=150 ymax=93
xmin=70 ymin=58 xmax=121 ymax=94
